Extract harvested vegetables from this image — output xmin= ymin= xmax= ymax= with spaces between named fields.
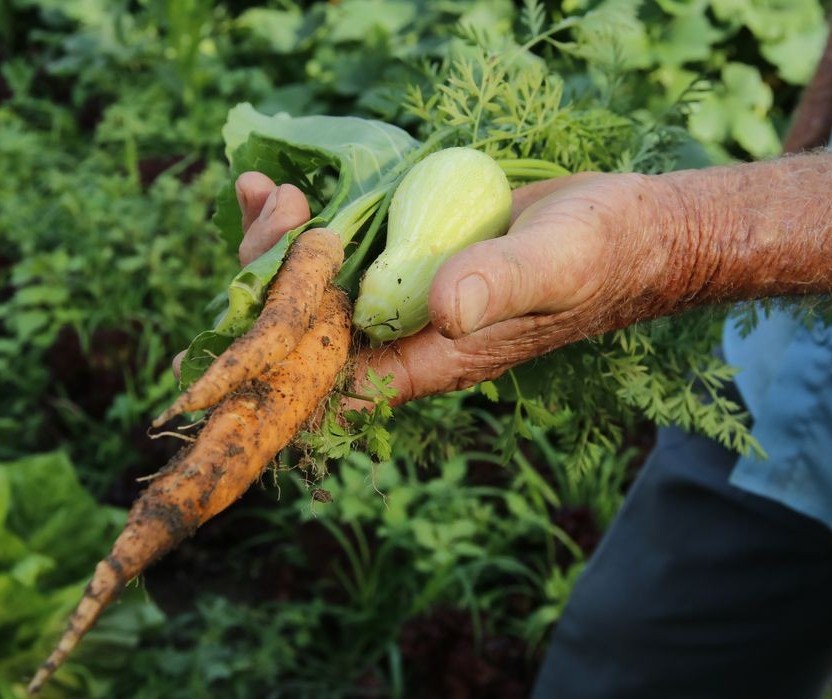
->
xmin=353 ymin=147 xmax=513 ymax=344
xmin=27 ymin=10 xmax=766 ymax=691
xmin=27 ymin=283 xmax=352 ymax=694
xmin=153 ymin=227 xmax=344 ymax=425
xmin=27 ymin=135 xmax=526 ymax=694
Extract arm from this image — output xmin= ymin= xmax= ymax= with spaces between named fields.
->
xmin=659 ymin=153 xmax=832 ymax=306
xmin=234 ymin=152 xmax=832 ymax=405
xmin=360 ymin=153 xmax=832 ymax=403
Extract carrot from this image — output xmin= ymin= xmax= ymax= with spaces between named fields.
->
xmin=27 ymin=285 xmax=352 ymax=695
xmin=153 ymin=227 xmax=344 ymax=427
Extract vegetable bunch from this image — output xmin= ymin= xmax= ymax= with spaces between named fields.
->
xmin=27 ymin=106 xmax=547 ymax=695
xmin=28 ymin=6 xmax=762 ymax=692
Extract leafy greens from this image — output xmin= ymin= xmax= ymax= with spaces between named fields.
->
xmin=0 ymin=452 xmax=163 ymax=698
xmin=183 ymin=1 xmax=767 ymax=480
xmin=180 ymin=106 xmax=422 ymax=386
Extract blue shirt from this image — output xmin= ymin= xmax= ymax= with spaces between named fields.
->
xmin=724 ymin=308 xmax=832 ymax=530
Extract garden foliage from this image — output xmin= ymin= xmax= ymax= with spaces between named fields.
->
xmin=0 ymin=452 xmax=162 ymax=698
xmin=1 ymin=0 xmax=828 ymax=695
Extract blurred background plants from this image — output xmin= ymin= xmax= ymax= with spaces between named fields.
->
xmin=1 ymin=0 xmax=827 ymax=695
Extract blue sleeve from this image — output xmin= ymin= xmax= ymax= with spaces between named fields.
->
xmin=724 ymin=309 xmax=832 ymax=530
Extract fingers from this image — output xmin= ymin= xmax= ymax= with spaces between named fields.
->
xmin=237 ymin=175 xmax=311 ymax=266
xmin=236 ymin=171 xmax=279 ymax=231
xmin=349 ymin=309 xmax=595 ymax=408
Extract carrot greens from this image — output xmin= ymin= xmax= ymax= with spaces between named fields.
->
xmin=182 ymin=8 xmax=759 ymax=477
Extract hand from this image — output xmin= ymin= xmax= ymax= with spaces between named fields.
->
xmin=234 ymin=169 xmax=686 ymax=407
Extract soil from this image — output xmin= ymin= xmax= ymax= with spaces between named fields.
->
xmin=398 ymin=607 xmax=536 ymax=699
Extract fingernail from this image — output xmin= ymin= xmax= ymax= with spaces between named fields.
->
xmin=258 ymin=188 xmax=280 ymax=221
xmin=456 ymin=274 xmax=490 ymax=334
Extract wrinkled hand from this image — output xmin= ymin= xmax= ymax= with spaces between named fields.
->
xmin=231 ymin=168 xmax=682 ymax=407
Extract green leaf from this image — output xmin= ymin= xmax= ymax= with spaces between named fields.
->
xmin=649 ymin=12 xmax=725 ymax=65
xmin=761 ymin=27 xmax=828 ymax=85
xmin=721 ymin=62 xmax=772 ymax=110
xmin=0 ymin=472 xmax=9 ymax=529
xmin=236 ymin=9 xmax=307 ymax=54
xmin=181 ymin=106 xmax=421 ymax=386
xmin=574 ymin=1 xmax=652 ymax=71
xmin=688 ymin=63 xmax=780 ymax=157
xmin=221 ymin=103 xmax=420 ymax=207
xmin=708 ymin=0 xmax=827 ymax=85
xmin=478 ymin=381 xmax=499 ymax=402
xmin=731 ymin=110 xmax=780 ymax=159
xmin=0 ymin=452 xmax=162 ymax=696
xmin=11 ymin=285 xmax=70 ymax=307
xmin=6 ymin=310 xmax=50 ymax=343
xmin=177 ymin=331 xmax=235 ymax=390
xmin=654 ymin=0 xmax=710 ymax=15
xmin=439 ymin=455 xmax=468 ymax=485
xmin=325 ymin=0 xmax=418 ymax=44
xmin=2 ymin=451 xmax=124 ymax=586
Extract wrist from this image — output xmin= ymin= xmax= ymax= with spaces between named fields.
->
xmin=590 ymin=172 xmax=707 ymax=322
xmin=650 ymin=153 xmax=832 ymax=310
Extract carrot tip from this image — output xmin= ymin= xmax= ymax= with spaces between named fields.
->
xmin=152 ymin=394 xmax=188 ymax=427
xmin=151 ymin=409 xmax=174 ymax=428
xmin=27 ymin=664 xmax=53 ymax=695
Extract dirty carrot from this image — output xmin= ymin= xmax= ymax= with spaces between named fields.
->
xmin=153 ymin=227 xmax=344 ymax=427
xmin=27 ymin=285 xmax=352 ymax=695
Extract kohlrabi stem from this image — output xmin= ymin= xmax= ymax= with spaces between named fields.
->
xmin=326 ymin=130 xmax=454 ymax=246
xmin=327 ymin=188 xmax=387 ymax=245
xmin=335 ymin=174 xmax=401 ymax=295
xmin=496 ymin=158 xmax=571 ymax=181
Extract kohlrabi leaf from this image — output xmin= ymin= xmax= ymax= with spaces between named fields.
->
xmin=219 ymin=104 xmax=419 ymax=226
xmin=181 ymin=105 xmax=421 ymax=387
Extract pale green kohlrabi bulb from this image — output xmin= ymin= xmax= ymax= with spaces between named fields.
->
xmin=353 ymin=147 xmax=512 ymax=344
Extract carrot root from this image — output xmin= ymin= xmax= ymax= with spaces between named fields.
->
xmin=153 ymin=228 xmax=344 ymax=427
xmin=28 ymin=286 xmax=352 ymax=695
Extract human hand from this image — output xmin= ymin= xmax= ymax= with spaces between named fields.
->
xmin=232 ymin=168 xmax=690 ymax=407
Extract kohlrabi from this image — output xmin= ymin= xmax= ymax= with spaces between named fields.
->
xmin=353 ymin=147 xmax=512 ymax=344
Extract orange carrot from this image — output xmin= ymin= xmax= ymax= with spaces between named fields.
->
xmin=27 ymin=286 xmax=352 ymax=695
xmin=153 ymin=227 xmax=344 ymax=427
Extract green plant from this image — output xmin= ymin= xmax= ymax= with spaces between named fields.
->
xmin=3 ymin=0 xmax=829 ymax=693
xmin=563 ymin=0 xmax=828 ymax=161
xmin=0 ymin=103 xmax=237 ymax=491
xmin=0 ymin=452 xmax=163 ymax=698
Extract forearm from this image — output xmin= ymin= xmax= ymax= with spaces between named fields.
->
xmin=656 ymin=152 xmax=832 ymax=309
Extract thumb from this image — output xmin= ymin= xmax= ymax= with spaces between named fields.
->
xmin=428 ymin=204 xmax=607 ymax=339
